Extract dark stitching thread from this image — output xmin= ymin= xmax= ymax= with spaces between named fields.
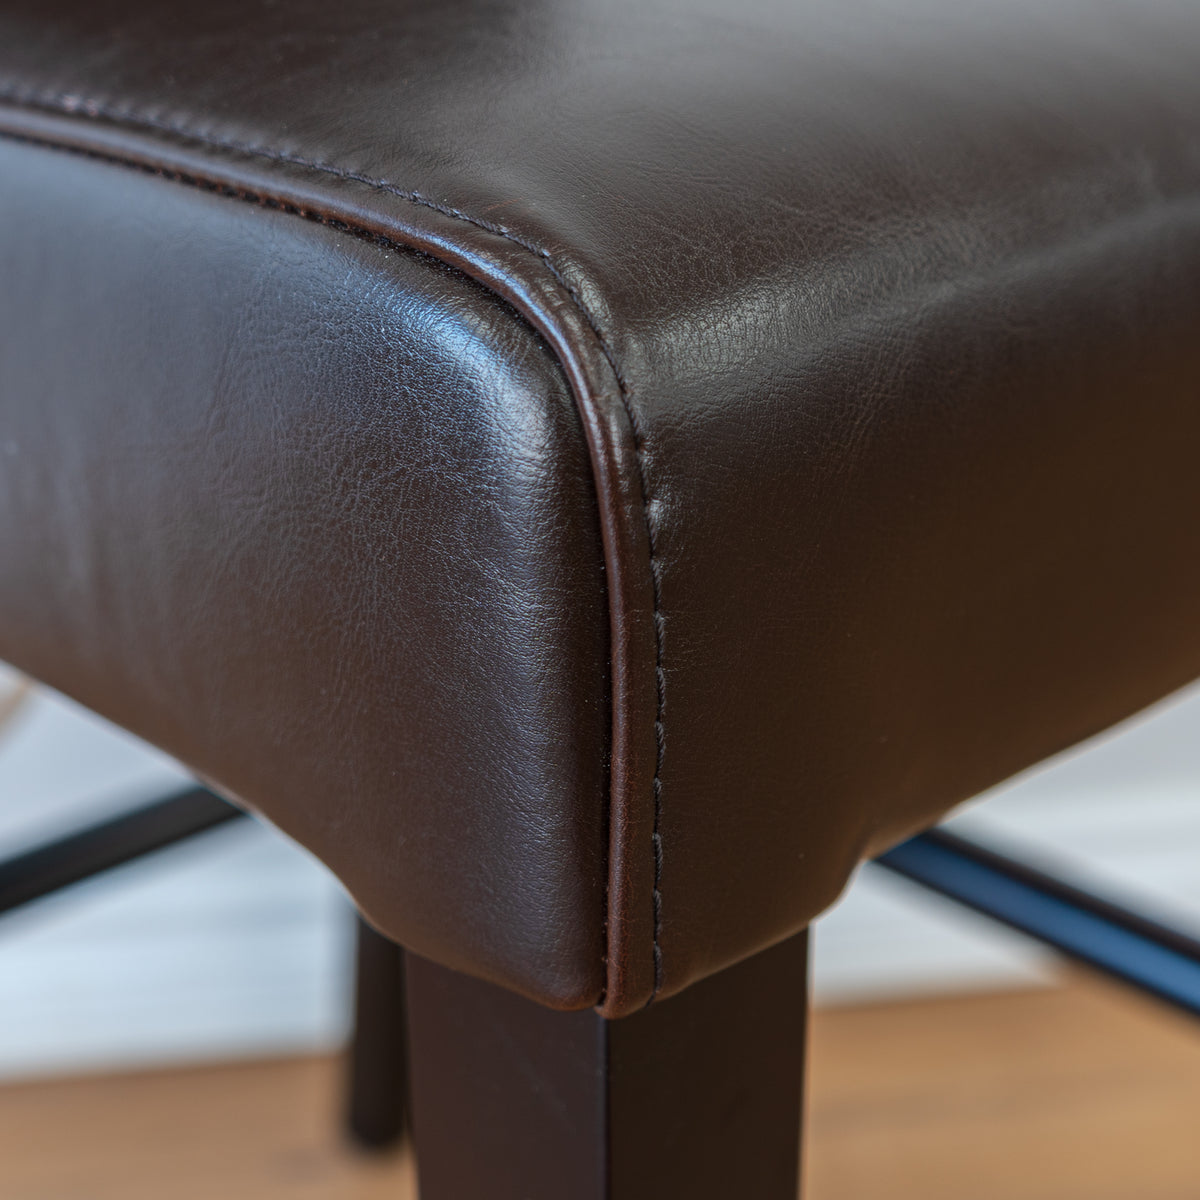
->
xmin=0 ymin=85 xmax=637 ymax=386
xmin=3 ymin=138 xmax=456 ymax=265
xmin=0 ymin=85 xmax=668 ymax=1003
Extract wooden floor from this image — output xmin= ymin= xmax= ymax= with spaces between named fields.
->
xmin=1 ymin=979 xmax=1198 ymax=1199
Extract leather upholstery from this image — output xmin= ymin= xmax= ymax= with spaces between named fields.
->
xmin=3 ymin=0 xmax=1200 ymax=1014
xmin=0 ymin=140 xmax=611 ymax=1007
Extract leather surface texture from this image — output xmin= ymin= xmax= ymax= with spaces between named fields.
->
xmin=3 ymin=0 xmax=1200 ymax=1014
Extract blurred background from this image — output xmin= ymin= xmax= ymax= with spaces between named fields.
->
xmin=2 ymin=659 xmax=1199 ymax=1082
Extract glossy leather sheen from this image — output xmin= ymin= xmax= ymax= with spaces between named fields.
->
xmin=3 ymin=0 xmax=1200 ymax=1013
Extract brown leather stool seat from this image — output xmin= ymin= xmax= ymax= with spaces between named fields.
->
xmin=3 ymin=2 xmax=1200 ymax=1175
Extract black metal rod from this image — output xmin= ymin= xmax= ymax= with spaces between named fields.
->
xmin=876 ymin=827 xmax=1200 ymax=1018
xmin=0 ymin=785 xmax=246 ymax=916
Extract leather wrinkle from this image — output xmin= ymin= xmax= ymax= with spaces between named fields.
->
xmin=0 ymin=84 xmax=668 ymax=1006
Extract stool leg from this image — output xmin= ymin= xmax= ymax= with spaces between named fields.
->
xmin=406 ymin=930 xmax=808 ymax=1200
xmin=346 ymin=914 xmax=410 ymax=1149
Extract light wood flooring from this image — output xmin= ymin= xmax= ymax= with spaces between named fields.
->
xmin=1 ymin=979 xmax=1198 ymax=1200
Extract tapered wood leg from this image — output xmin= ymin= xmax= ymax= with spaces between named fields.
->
xmin=406 ymin=930 xmax=808 ymax=1200
xmin=345 ymin=915 xmax=409 ymax=1149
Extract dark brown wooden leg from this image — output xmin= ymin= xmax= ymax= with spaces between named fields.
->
xmin=346 ymin=915 xmax=409 ymax=1149
xmin=405 ymin=930 xmax=808 ymax=1200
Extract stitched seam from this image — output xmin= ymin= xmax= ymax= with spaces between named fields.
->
xmin=0 ymin=86 xmax=632 ymax=383
xmin=0 ymin=133 xmax=469 ymax=264
xmin=0 ymin=89 xmax=668 ymax=1003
